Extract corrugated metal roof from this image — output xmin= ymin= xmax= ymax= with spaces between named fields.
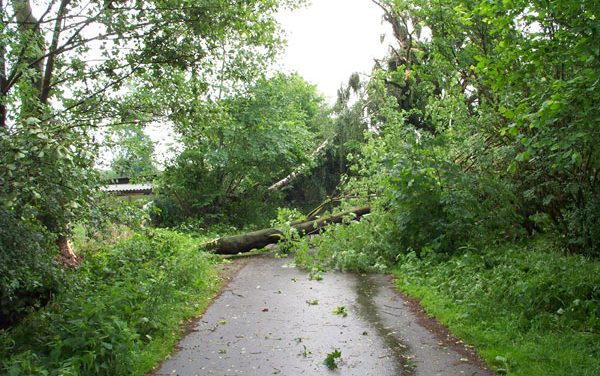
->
xmin=102 ymin=183 xmax=153 ymax=193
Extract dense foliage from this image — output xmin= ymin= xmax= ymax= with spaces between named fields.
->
xmin=0 ymin=229 xmax=221 ymax=375
xmin=0 ymin=0 xmax=299 ymax=324
xmin=288 ymin=1 xmax=600 ymax=373
xmin=0 ymin=0 xmax=296 ymax=233
xmin=2 ymin=0 xmax=599 ymax=374
xmin=0 ymin=211 xmax=62 ymax=328
xmin=298 ymin=0 xmax=600 ymax=262
xmin=105 ymin=124 xmax=158 ymax=179
xmin=153 ymin=73 xmax=329 ymax=227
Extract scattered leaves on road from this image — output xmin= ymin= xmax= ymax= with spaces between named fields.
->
xmin=333 ymin=306 xmax=348 ymax=317
xmin=324 ymin=349 xmax=342 ymax=370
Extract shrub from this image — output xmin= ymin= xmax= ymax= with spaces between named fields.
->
xmin=292 ymin=212 xmax=392 ymax=273
xmin=0 ymin=211 xmax=63 ymax=328
xmin=561 ymin=193 xmax=600 ymax=257
xmin=380 ymin=129 xmax=521 ymax=257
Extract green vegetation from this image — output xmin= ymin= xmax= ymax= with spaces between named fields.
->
xmin=104 ymin=124 xmax=158 ymax=179
xmin=0 ymin=210 xmax=63 ymax=327
xmin=1 ymin=0 xmax=303 ymax=318
xmin=153 ymin=73 xmax=329 ymax=227
xmin=286 ymin=1 xmax=600 ymax=375
xmin=0 ymin=229 xmax=222 ymax=375
xmin=323 ymin=349 xmax=342 ymax=370
xmin=1 ymin=0 xmax=306 ymax=372
xmin=395 ymin=239 xmax=600 ymax=376
xmin=332 ymin=306 xmax=348 ymax=317
xmin=2 ymin=0 xmax=599 ymax=374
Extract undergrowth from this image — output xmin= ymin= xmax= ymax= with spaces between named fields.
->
xmin=394 ymin=238 xmax=600 ymax=375
xmin=0 ymin=229 xmax=221 ymax=375
xmin=292 ymin=212 xmax=395 ymax=273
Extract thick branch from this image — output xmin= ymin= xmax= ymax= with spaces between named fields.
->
xmin=40 ymin=0 xmax=70 ymax=104
xmin=268 ymin=140 xmax=329 ymax=191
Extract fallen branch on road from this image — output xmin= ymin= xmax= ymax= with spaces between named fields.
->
xmin=205 ymin=205 xmax=371 ymax=255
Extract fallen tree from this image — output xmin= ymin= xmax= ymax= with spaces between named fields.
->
xmin=268 ymin=140 xmax=329 ymax=191
xmin=205 ymin=205 xmax=371 ymax=254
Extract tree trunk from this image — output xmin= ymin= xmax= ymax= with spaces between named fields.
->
xmin=13 ymin=0 xmax=44 ymax=92
xmin=268 ymin=140 xmax=329 ymax=191
xmin=57 ymin=234 xmax=79 ymax=267
xmin=14 ymin=0 xmax=81 ymax=268
xmin=205 ymin=205 xmax=370 ymax=254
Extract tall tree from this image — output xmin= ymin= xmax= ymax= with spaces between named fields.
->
xmin=0 ymin=0 xmax=302 ymax=262
xmin=155 ymin=72 xmax=327 ymax=226
xmin=107 ymin=124 xmax=157 ymax=178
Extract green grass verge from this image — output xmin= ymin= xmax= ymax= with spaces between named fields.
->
xmin=393 ymin=238 xmax=600 ymax=375
xmin=0 ymin=228 xmax=224 ymax=375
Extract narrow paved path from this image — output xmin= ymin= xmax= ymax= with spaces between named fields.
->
xmin=155 ymin=256 xmax=492 ymax=376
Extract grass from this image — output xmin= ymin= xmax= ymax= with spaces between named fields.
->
xmin=393 ymin=237 xmax=600 ymax=375
xmin=0 ymin=228 xmax=225 ymax=375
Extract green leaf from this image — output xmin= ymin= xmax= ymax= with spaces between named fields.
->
xmin=25 ymin=117 xmax=40 ymax=125
xmin=324 ymin=349 xmax=342 ymax=370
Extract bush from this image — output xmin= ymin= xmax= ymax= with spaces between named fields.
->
xmin=561 ymin=193 xmax=600 ymax=257
xmin=398 ymin=241 xmax=600 ymax=333
xmin=379 ymin=129 xmax=521 ymax=257
xmin=0 ymin=211 xmax=63 ymax=328
xmin=309 ymin=123 xmax=523 ymax=271
xmin=0 ymin=229 xmax=220 ymax=375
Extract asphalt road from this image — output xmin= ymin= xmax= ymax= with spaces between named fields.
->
xmin=154 ymin=256 xmax=492 ymax=376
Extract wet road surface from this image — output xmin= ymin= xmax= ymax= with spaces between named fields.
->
xmin=154 ymin=256 xmax=492 ymax=376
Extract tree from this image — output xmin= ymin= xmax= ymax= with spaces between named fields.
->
xmin=154 ymin=72 xmax=328 ymax=226
xmin=107 ymin=124 xmax=157 ymax=179
xmin=337 ymin=0 xmax=600 ymax=257
xmin=474 ymin=0 xmax=600 ymax=252
xmin=0 ymin=0 xmax=302 ymax=262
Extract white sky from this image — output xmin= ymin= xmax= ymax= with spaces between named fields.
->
xmin=276 ymin=0 xmax=389 ymax=104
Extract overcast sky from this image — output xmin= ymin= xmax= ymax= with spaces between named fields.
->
xmin=275 ymin=0 xmax=390 ymax=104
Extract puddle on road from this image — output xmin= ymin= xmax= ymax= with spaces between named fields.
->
xmin=354 ymin=273 xmax=415 ymax=375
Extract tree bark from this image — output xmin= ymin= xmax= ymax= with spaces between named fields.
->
xmin=40 ymin=0 xmax=70 ymax=104
xmin=57 ymin=234 xmax=79 ymax=267
xmin=205 ymin=205 xmax=370 ymax=254
xmin=13 ymin=0 xmax=44 ymax=92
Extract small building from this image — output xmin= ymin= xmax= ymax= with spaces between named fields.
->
xmin=102 ymin=177 xmax=153 ymax=197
